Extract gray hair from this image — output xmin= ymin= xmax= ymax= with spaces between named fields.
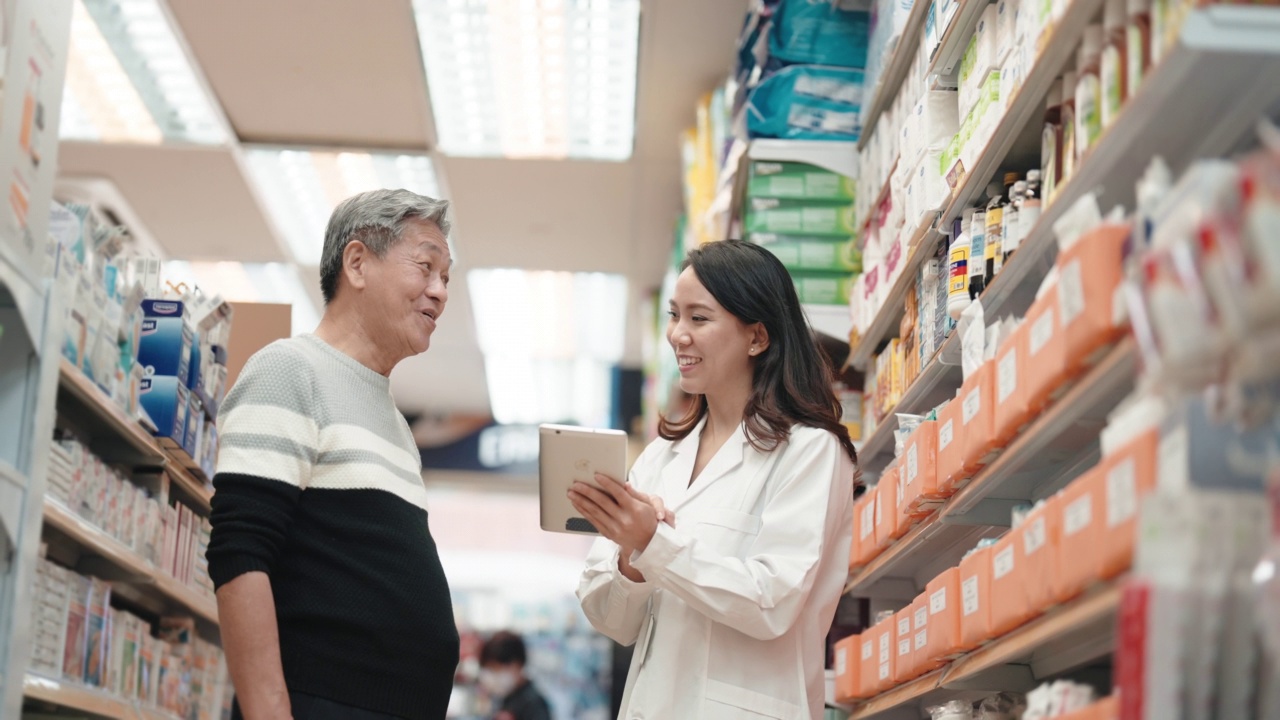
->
xmin=319 ymin=188 xmax=452 ymax=304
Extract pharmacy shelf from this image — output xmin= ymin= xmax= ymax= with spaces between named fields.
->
xmin=927 ymin=0 xmax=992 ymax=79
xmin=859 ymin=340 xmax=965 ymax=476
xmin=848 ymin=581 xmax=1122 ymax=719
xmin=41 ymin=498 xmax=218 ymax=625
xmin=846 ymin=340 xmax=1137 ymax=596
xmin=744 ymin=139 xmax=860 ymax=178
xmin=23 ymin=672 xmax=179 ymax=720
xmin=165 ymin=458 xmax=212 ymax=513
xmin=0 ymin=461 xmax=27 ymax=549
xmin=57 ymin=359 xmax=166 ymax=467
xmin=859 ymin=157 xmax=899 ymax=237
xmin=858 ymin=0 xmax=933 ymax=151
xmin=849 ymin=224 xmax=943 ymax=370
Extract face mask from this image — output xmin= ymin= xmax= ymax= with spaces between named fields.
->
xmin=478 ymin=668 xmax=519 ymax=698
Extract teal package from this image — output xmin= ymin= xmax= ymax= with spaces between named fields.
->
xmin=746 ymin=65 xmax=865 ymax=141
xmin=140 ymin=375 xmax=189 ymax=444
xmin=770 ymin=1 xmax=871 ymax=69
xmin=138 ymin=299 xmax=194 ymax=385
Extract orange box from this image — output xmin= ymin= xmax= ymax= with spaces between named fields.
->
xmin=894 ymin=459 xmax=920 ymax=528
xmin=959 ymin=545 xmax=994 ymax=648
xmin=1057 ymin=223 xmax=1129 ymax=372
xmin=874 ymin=618 xmax=895 ymax=693
xmin=925 ymin=567 xmax=969 ymax=661
xmin=993 ymin=322 xmax=1031 ymax=446
xmin=1098 ymin=429 xmax=1159 ymax=580
xmin=875 ymin=467 xmax=908 ymax=548
xmin=988 ymin=531 xmax=1032 ymax=637
xmin=893 ymin=608 xmax=917 ymax=684
xmin=1024 ymin=291 xmax=1071 ymax=414
xmin=903 ymin=420 xmax=946 ymax=515
xmin=852 ymin=492 xmax=880 ymax=568
xmin=936 ymin=396 xmax=969 ymax=494
xmin=858 ymin=632 xmax=878 ymax=698
xmin=961 ymin=362 xmax=1000 ymax=474
xmin=834 ymin=634 xmax=859 ymax=703
xmin=1019 ymin=496 xmax=1063 ymax=616
xmin=911 ymin=593 xmax=943 ymax=674
xmin=1092 ymin=695 xmax=1119 ymax=720
xmin=1055 ymin=466 xmax=1106 ymax=603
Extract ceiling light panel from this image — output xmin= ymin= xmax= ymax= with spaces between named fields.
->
xmin=61 ymin=0 xmax=226 ymax=144
xmin=413 ymin=0 xmax=640 ymax=161
xmin=243 ymin=148 xmax=441 ymax=266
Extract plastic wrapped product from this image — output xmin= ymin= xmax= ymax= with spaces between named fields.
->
xmin=928 ymin=699 xmax=975 ymax=719
xmin=746 ymin=65 xmax=866 ymax=142
xmin=769 ymin=0 xmax=871 ymax=68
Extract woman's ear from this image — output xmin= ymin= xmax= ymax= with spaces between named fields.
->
xmin=750 ymin=323 xmax=771 ymax=355
xmin=343 ymin=240 xmax=370 ymax=292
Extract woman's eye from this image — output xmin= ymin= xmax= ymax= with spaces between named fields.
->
xmin=667 ymin=311 xmax=677 ymax=319
xmin=692 ymin=316 xmax=707 ymax=323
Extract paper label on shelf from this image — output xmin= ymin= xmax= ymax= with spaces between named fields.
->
xmin=939 ymin=418 xmax=954 ymax=450
xmin=907 ymin=443 xmax=919 ymax=483
xmin=899 ymin=637 xmax=912 ymax=657
xmin=1024 ymin=516 xmax=1047 ymax=555
xmin=1065 ymin=495 xmax=1093 ymax=536
xmin=880 ymin=633 xmax=891 ymax=663
xmin=899 ymin=616 xmax=912 ymax=637
xmin=1107 ymin=457 xmax=1139 ymax=527
xmin=962 ymin=576 xmax=981 ymax=616
xmin=863 ymin=639 xmax=874 ymax=661
xmin=915 ymin=629 xmax=929 ymax=651
xmin=861 ymin=502 xmax=876 ymax=539
xmin=931 ymin=587 xmax=948 ymax=614
xmin=993 ymin=545 xmax=1015 ymax=579
xmin=837 ymin=647 xmax=848 ymax=675
xmin=1058 ymin=260 xmax=1086 ymax=325
xmin=1030 ymin=307 xmax=1055 ymax=356
xmin=915 ymin=606 xmax=929 ymax=629
xmin=880 ymin=662 xmax=891 ymax=681
xmin=963 ymin=387 xmax=982 ymax=424
xmin=998 ymin=350 xmax=1018 ymax=403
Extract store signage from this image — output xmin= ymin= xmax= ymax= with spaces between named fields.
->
xmin=419 ymin=421 xmax=539 ymax=476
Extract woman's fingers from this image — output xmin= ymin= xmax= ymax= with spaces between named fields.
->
xmin=622 ymin=483 xmax=675 ymax=527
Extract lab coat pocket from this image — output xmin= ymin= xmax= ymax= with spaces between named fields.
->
xmin=703 ymin=679 xmax=806 ymax=719
xmin=694 ymin=508 xmax=763 ymax=558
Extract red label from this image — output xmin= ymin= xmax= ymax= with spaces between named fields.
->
xmin=1115 ymin=581 xmax=1150 ymax=720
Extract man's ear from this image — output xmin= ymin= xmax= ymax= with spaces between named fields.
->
xmin=343 ymin=240 xmax=370 ymax=292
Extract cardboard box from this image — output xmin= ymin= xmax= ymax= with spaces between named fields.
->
xmin=876 ymin=466 xmax=909 ymax=548
xmin=854 ymin=492 xmax=880 ymax=567
xmin=1024 ymin=290 xmax=1070 ymax=413
xmin=903 ymin=420 xmax=946 ymax=515
xmin=748 ymin=233 xmax=862 ymax=273
xmin=874 ymin=618 xmax=896 ymax=693
xmin=747 ymin=161 xmax=856 ymax=202
xmin=1020 ymin=495 xmax=1062 ymax=615
xmin=139 ymin=376 xmax=189 ymax=447
xmin=1057 ymin=223 xmax=1129 ymax=372
xmin=137 ymin=299 xmax=195 ymax=386
xmin=745 ymin=197 xmax=859 ymax=237
xmin=894 ymin=608 xmax=918 ymax=684
xmin=926 ymin=567 xmax=970 ymax=661
xmin=936 ymin=397 xmax=969 ymax=494
xmin=959 ymin=545 xmax=994 ymax=648
xmin=860 ymin=632 xmax=879 ymax=698
xmin=792 ymin=271 xmax=857 ymax=306
xmin=993 ymin=321 xmax=1031 ymax=445
xmin=988 ymin=531 xmax=1031 ymax=637
xmin=912 ymin=593 xmax=943 ymax=675
xmin=1098 ymin=429 xmax=1159 ymax=580
xmin=960 ymin=361 xmax=1000 ymax=473
xmin=834 ymin=635 xmax=860 ymax=703
xmin=1054 ymin=466 xmax=1105 ymax=599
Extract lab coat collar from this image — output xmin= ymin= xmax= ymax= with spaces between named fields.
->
xmin=664 ymin=416 xmax=752 ymax=511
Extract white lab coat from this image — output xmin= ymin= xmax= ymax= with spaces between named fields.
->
xmin=577 ymin=419 xmax=855 ymax=720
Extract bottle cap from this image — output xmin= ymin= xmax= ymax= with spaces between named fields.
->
xmin=1004 ymin=171 xmax=1019 ymax=186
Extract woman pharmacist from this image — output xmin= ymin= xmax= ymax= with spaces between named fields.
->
xmin=572 ymin=239 xmax=860 ymax=719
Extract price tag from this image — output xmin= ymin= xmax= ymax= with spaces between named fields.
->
xmin=963 ymin=388 xmax=982 ymax=424
xmin=861 ymin=503 xmax=876 ymax=539
xmin=880 ymin=663 xmax=890 ymax=681
xmin=862 ymin=639 xmax=874 ymax=661
xmin=915 ymin=607 xmax=929 ymax=629
xmin=1024 ymin=516 xmax=1047 ymax=555
xmin=930 ymin=587 xmax=947 ymax=614
xmin=962 ymin=576 xmax=980 ymax=616
xmin=1031 ymin=308 xmax=1055 ymax=356
xmin=940 ymin=419 xmax=955 ymax=450
xmin=1058 ymin=260 xmax=1086 ymax=325
xmin=907 ymin=443 xmax=919 ymax=483
xmin=898 ymin=616 xmax=912 ymax=637
xmin=1064 ymin=495 xmax=1094 ymax=536
xmin=998 ymin=350 xmax=1018 ymax=403
xmin=837 ymin=647 xmax=848 ymax=676
xmin=899 ymin=638 xmax=912 ymax=658
xmin=915 ymin=630 xmax=929 ymax=651
xmin=879 ymin=633 xmax=891 ymax=663
xmin=1107 ymin=458 xmax=1138 ymax=527
xmin=993 ymin=545 xmax=1015 ymax=579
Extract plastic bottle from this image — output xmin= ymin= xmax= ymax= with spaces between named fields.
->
xmin=987 ymin=175 xmax=1016 ymax=279
xmin=1020 ymin=170 xmax=1043 ymax=244
xmin=947 ymin=216 xmax=972 ymax=320
xmin=1075 ymin=24 xmax=1104 ymax=165
xmin=1101 ymin=0 xmax=1128 ymax=129
xmin=1126 ymin=0 xmax=1151 ymax=107
xmin=968 ymin=206 xmax=987 ymax=300
xmin=1061 ymin=70 xmax=1078 ymax=185
xmin=1041 ymin=80 xmax=1063 ymax=202
xmin=1003 ymin=179 xmax=1026 ymax=263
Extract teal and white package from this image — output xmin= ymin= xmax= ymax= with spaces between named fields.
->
xmin=769 ymin=1 xmax=871 ymax=69
xmin=746 ymin=65 xmax=865 ymax=141
xmin=137 ymin=299 xmax=194 ymax=385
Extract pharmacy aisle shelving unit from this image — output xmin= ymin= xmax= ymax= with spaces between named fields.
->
xmin=841 ymin=4 xmax=1280 ymax=718
xmin=859 ymin=0 xmax=933 ymax=152
xmin=24 ymin=673 xmax=182 ymax=720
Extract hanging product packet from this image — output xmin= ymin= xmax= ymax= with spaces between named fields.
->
xmin=746 ymin=65 xmax=866 ymax=141
xmin=768 ymin=0 xmax=871 ymax=68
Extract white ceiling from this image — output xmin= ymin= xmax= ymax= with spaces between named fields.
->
xmin=57 ymin=0 xmax=749 ymax=417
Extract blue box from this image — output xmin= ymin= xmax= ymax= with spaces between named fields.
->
xmin=140 ymin=375 xmax=189 ymax=446
xmin=137 ymin=300 xmax=194 ymax=385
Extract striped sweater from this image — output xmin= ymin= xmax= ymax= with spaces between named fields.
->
xmin=207 ymin=334 xmax=459 ymax=720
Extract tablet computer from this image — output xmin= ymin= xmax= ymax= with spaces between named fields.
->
xmin=539 ymin=424 xmax=628 ymax=535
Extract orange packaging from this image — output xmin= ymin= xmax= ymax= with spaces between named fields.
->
xmin=936 ymin=396 xmax=969 ymax=494
xmin=875 ymin=467 xmax=908 ymax=549
xmin=852 ymin=492 xmax=880 ymax=568
xmin=1092 ymin=695 xmax=1120 ymax=720
xmin=858 ymin=632 xmax=878 ymax=698
xmin=874 ymin=618 xmax=895 ymax=693
xmin=925 ymin=567 xmax=969 ymax=661
xmin=959 ymin=545 xmax=994 ymax=648
xmin=1055 ymin=466 xmax=1106 ymax=604
xmin=993 ymin=322 xmax=1031 ymax=446
xmin=960 ymin=362 xmax=1000 ymax=475
xmin=834 ymin=634 xmax=860 ymax=703
xmin=1057 ymin=223 xmax=1129 ymax=372
xmin=1019 ymin=496 xmax=1063 ymax=616
xmin=903 ymin=420 xmax=945 ymax=515
xmin=911 ymin=593 xmax=943 ymax=674
xmin=1024 ymin=291 xmax=1071 ymax=413
xmin=894 ymin=459 xmax=919 ymax=529
xmin=988 ymin=531 xmax=1032 ymax=637
xmin=893 ymin=608 xmax=917 ymax=684
xmin=1098 ymin=429 xmax=1159 ymax=580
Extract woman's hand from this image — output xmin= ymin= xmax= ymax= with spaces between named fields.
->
xmin=569 ymin=474 xmax=673 ymax=555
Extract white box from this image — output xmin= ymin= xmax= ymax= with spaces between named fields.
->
xmin=911 ymin=90 xmax=961 ymax=169
xmin=996 ymin=0 xmax=1018 ymax=66
xmin=958 ymin=3 xmax=999 ymax=120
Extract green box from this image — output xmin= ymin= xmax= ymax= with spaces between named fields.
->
xmin=749 ymin=233 xmax=862 ymax=273
xmin=747 ymin=161 xmax=856 ymax=203
xmin=745 ymin=198 xmax=858 ymax=237
xmin=791 ymin=271 xmax=856 ymax=306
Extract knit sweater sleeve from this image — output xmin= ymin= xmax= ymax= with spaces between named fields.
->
xmin=207 ymin=344 xmax=319 ymax=589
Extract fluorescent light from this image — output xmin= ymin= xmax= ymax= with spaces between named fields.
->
xmin=243 ymin=147 xmax=442 ymax=266
xmin=61 ymin=0 xmax=225 ymax=144
xmin=469 ymin=269 xmax=627 ymax=426
xmin=163 ymin=261 xmax=320 ymax=336
xmin=412 ymin=0 xmax=640 ymax=161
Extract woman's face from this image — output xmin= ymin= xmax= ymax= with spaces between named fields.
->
xmin=666 ymin=267 xmax=762 ymax=398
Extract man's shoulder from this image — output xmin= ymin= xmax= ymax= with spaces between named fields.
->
xmin=242 ymin=336 xmax=321 ymax=380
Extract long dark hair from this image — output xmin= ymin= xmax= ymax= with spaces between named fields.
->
xmin=658 ymin=240 xmax=859 ymax=473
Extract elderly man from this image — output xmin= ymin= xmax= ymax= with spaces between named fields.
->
xmin=207 ymin=189 xmax=459 ymax=720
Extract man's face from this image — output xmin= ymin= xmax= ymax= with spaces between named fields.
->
xmin=361 ymin=219 xmax=451 ymax=360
